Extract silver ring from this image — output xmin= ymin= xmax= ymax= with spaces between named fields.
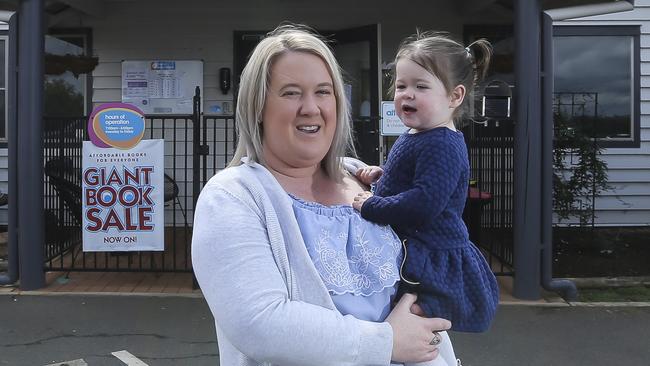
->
xmin=429 ymin=331 xmax=442 ymax=346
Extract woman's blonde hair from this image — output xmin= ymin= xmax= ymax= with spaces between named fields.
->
xmin=228 ymin=24 xmax=355 ymax=181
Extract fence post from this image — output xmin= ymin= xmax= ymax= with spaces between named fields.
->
xmin=192 ymin=87 xmax=201 ymax=206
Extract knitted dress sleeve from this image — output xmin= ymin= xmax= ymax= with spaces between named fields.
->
xmin=360 ymin=139 xmax=462 ymax=228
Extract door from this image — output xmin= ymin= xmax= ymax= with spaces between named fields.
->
xmin=233 ymin=24 xmax=382 ymax=165
xmin=233 ymin=31 xmax=266 ymax=100
xmin=327 ymin=24 xmax=381 ymax=166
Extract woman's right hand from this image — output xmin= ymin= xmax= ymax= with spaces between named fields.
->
xmin=386 ymin=293 xmax=452 ymax=363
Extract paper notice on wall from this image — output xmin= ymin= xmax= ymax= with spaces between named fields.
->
xmin=121 ymin=60 xmax=202 ymax=114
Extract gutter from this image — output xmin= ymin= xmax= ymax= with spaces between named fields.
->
xmin=545 ymin=1 xmax=634 ymax=21
xmin=0 ymin=10 xmax=17 ymax=286
xmin=539 ymin=1 xmax=634 ymax=301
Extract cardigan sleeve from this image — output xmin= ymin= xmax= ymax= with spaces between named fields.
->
xmin=191 ymin=183 xmax=393 ymax=366
xmin=360 ymin=139 xmax=462 ymax=229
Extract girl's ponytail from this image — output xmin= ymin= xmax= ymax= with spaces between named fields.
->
xmin=466 ymin=39 xmax=493 ymax=84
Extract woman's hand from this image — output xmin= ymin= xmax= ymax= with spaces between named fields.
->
xmin=352 ymin=191 xmax=373 ymax=211
xmin=355 ymin=166 xmax=383 ymax=186
xmin=386 ymin=293 xmax=452 ymax=363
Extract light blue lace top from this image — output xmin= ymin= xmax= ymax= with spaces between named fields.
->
xmin=290 ymin=194 xmax=403 ymax=322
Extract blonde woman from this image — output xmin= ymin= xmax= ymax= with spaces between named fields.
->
xmin=192 ymin=24 xmax=457 ymax=366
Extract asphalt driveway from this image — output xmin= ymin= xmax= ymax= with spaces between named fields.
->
xmin=1 ymin=294 xmax=648 ymax=366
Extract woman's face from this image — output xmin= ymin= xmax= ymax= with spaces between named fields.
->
xmin=261 ymin=51 xmax=337 ymax=171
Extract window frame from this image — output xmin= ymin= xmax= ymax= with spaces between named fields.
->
xmin=0 ymin=33 xmax=7 ymax=142
xmin=553 ymin=25 xmax=641 ymax=148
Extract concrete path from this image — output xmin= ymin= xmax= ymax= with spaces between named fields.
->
xmin=1 ymin=294 xmax=649 ymax=366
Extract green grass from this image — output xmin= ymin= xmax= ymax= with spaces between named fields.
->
xmin=578 ymin=286 xmax=650 ymax=302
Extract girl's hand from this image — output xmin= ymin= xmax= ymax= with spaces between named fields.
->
xmin=386 ymin=293 xmax=452 ymax=363
xmin=355 ymin=166 xmax=383 ymax=186
xmin=352 ymin=191 xmax=373 ymax=211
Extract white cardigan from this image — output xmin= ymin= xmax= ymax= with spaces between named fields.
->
xmin=192 ymin=159 xmax=456 ymax=366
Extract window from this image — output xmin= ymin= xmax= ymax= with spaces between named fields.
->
xmin=45 ymin=29 xmax=92 ymax=117
xmin=553 ymin=25 xmax=640 ymax=148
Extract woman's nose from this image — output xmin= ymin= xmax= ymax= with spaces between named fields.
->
xmin=299 ymin=95 xmax=320 ymax=116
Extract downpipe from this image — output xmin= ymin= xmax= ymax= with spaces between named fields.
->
xmin=540 ymin=12 xmax=576 ymax=301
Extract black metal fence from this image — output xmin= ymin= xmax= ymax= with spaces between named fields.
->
xmin=44 ymin=117 xmax=86 ymax=268
xmin=43 ymin=109 xmax=235 ymax=272
xmin=43 ymin=105 xmax=512 ymax=275
xmin=462 ymin=119 xmax=515 ymax=276
xmin=199 ymin=115 xmax=237 ymax=187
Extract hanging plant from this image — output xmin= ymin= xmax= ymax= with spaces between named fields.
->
xmin=45 ymin=53 xmax=99 ymax=78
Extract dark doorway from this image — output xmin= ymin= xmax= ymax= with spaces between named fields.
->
xmin=232 ymin=31 xmax=266 ymax=98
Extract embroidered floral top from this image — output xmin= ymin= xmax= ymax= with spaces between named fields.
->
xmin=290 ymin=194 xmax=403 ymax=322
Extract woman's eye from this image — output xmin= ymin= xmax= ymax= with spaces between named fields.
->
xmin=317 ymin=89 xmax=332 ymax=95
xmin=282 ymin=90 xmax=300 ymax=97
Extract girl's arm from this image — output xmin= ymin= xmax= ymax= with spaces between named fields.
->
xmin=192 ymin=183 xmax=394 ymax=366
xmin=358 ymin=143 xmax=462 ymax=228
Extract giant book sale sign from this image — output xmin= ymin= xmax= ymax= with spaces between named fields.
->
xmin=82 ymin=103 xmax=164 ymax=251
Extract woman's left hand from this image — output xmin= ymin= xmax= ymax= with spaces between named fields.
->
xmin=352 ymin=191 xmax=373 ymax=211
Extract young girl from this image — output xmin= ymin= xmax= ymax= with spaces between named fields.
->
xmin=352 ymin=31 xmax=499 ymax=333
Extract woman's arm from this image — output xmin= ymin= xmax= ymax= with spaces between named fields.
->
xmin=192 ymin=183 xmax=393 ymax=365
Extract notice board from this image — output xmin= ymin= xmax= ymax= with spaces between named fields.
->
xmin=122 ymin=60 xmax=203 ymax=115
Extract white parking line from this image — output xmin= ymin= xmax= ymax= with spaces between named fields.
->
xmin=45 ymin=359 xmax=88 ymax=366
xmin=111 ymin=350 xmax=149 ymax=366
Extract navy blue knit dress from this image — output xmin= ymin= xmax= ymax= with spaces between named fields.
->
xmin=360 ymin=127 xmax=499 ymax=332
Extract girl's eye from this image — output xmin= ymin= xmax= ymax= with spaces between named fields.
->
xmin=395 ymin=85 xmax=405 ymax=90
xmin=417 ymin=85 xmax=429 ymax=89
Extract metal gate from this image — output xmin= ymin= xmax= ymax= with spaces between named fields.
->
xmin=43 ymin=90 xmax=235 ymax=272
xmin=462 ymin=120 xmax=515 ymax=276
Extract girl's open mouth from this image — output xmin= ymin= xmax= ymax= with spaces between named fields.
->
xmin=402 ymin=105 xmax=417 ymax=113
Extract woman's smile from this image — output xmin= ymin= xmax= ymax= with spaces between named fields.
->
xmin=296 ymin=124 xmax=321 ymax=133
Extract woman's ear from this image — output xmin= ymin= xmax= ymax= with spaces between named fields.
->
xmin=449 ymin=84 xmax=466 ymax=109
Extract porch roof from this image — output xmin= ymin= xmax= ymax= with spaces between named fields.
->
xmin=0 ymin=0 xmax=637 ymax=22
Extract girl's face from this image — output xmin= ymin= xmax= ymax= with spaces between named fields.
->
xmin=393 ymin=58 xmax=463 ymax=133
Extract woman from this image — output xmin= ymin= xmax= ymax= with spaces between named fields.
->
xmin=191 ymin=24 xmax=457 ymax=366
